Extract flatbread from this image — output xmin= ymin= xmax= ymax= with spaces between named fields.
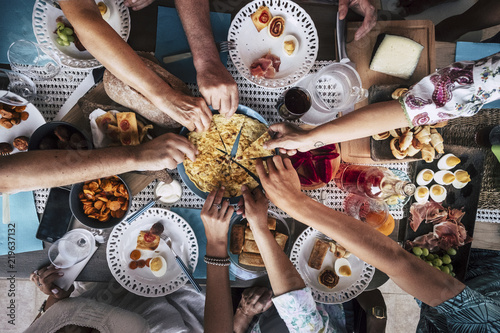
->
xmin=136 ymin=231 xmax=160 ymax=251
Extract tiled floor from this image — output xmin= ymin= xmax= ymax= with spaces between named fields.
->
xmin=3 ymin=1 xmax=499 ymax=332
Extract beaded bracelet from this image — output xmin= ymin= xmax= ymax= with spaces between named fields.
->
xmin=204 ymin=255 xmax=231 ymax=267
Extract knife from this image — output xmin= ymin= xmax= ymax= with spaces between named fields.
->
xmin=55 ymin=67 xmax=105 ymax=120
xmin=231 ymin=158 xmax=262 ymax=188
xmin=230 ymin=123 xmax=245 ymax=158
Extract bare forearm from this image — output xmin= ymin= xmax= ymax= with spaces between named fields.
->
xmin=252 ymin=227 xmax=305 ymax=296
xmin=60 ymin=0 xmax=174 ymax=104
xmin=205 ymin=242 xmax=233 ymax=333
xmin=175 ymin=0 xmax=219 ymax=69
xmin=0 ymin=147 xmax=138 ymax=193
xmin=308 ymin=101 xmax=409 ymax=145
xmin=280 ymin=194 xmax=464 ymax=306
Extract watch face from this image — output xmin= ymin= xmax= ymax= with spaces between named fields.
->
xmin=372 ymin=306 xmax=386 ymax=319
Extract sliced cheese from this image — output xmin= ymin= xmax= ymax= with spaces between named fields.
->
xmin=369 ymin=34 xmax=424 ymax=80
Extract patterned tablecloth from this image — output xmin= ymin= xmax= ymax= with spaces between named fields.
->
xmin=26 ymin=60 xmax=499 ymax=223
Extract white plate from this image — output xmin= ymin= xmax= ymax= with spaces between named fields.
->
xmin=228 ymin=0 xmax=318 ymax=88
xmin=289 ymin=227 xmax=375 ymax=304
xmin=32 ymin=0 xmax=130 ymax=69
xmin=106 ymin=208 xmax=199 ymax=297
xmin=0 ymin=91 xmax=46 ymax=153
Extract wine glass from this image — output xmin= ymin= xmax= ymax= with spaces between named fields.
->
xmin=7 ymin=40 xmax=62 ymax=81
xmin=0 ymin=69 xmax=37 ymax=106
xmin=48 ymin=230 xmax=94 ymax=269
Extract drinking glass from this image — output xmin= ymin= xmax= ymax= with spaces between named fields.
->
xmin=0 ymin=69 xmax=37 ymax=106
xmin=8 ymin=40 xmax=62 ymax=81
xmin=344 ymin=193 xmax=389 ymax=229
xmin=48 ymin=230 xmax=93 ymax=269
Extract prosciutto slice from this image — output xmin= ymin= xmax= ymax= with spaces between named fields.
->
xmin=409 ymin=201 xmax=447 ymax=232
xmin=250 ymin=52 xmax=281 ymax=78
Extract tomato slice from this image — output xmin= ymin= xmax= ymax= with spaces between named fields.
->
xmin=259 ymin=11 xmax=270 ymax=24
xmin=120 ymin=119 xmax=130 ymax=131
xmin=144 ymin=232 xmax=156 ymax=243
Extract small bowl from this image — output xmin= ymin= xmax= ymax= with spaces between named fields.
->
xmin=28 ymin=121 xmax=92 ymax=151
xmin=227 ymin=210 xmax=290 ymax=278
xmin=70 ymin=175 xmax=131 ymax=229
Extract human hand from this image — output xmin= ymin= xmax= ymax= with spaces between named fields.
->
xmin=238 ymin=185 xmax=269 ymax=231
xmin=264 ymin=123 xmax=315 ymax=156
xmin=238 ymin=287 xmax=273 ymax=317
xmin=339 ymin=0 xmax=377 ymax=41
xmin=255 ymin=156 xmax=304 ymax=211
xmin=137 ymin=133 xmax=197 ymax=170
xmin=30 ymin=265 xmax=74 ymax=299
xmin=197 ymin=62 xmax=239 ymax=118
xmin=162 ymin=90 xmax=212 ymax=132
xmin=201 ymin=187 xmax=234 ymax=251
xmin=124 ymin=0 xmax=155 ymax=11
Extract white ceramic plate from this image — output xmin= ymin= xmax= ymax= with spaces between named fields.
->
xmin=0 ymin=91 xmax=46 ymax=153
xmin=106 ymin=208 xmax=199 ymax=297
xmin=32 ymin=0 xmax=130 ymax=69
xmin=228 ymin=0 xmax=318 ymax=88
xmin=289 ymin=227 xmax=375 ymax=304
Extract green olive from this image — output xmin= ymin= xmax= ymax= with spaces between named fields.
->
xmin=440 ymin=266 xmax=450 ymax=274
xmin=421 ymin=248 xmax=429 ymax=256
xmin=451 ymin=272 xmax=456 ymax=277
xmin=442 ymin=254 xmax=452 ymax=265
xmin=426 ymin=254 xmax=435 ymax=261
xmin=446 ymin=264 xmax=453 ymax=271
xmin=432 ymin=258 xmax=443 ymax=267
xmin=447 ymin=248 xmax=457 ymax=256
xmin=412 ymin=247 xmax=423 ymax=256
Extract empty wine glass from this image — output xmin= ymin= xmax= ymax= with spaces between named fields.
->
xmin=0 ymin=69 xmax=37 ymax=106
xmin=8 ymin=40 xmax=62 ymax=81
xmin=48 ymin=230 xmax=94 ymax=269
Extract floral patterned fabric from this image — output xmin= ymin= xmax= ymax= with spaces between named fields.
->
xmin=250 ymin=287 xmax=346 ymax=333
xmin=401 ymin=52 xmax=500 ymax=127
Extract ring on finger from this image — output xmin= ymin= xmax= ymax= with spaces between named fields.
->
xmin=213 ymin=203 xmax=222 ymax=210
xmin=38 ymin=282 xmax=42 ymax=287
xmin=34 ymin=270 xmax=40 ymax=276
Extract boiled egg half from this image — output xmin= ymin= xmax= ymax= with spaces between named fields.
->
xmin=283 ymin=35 xmax=299 ymax=57
xmin=150 ymin=255 xmax=167 ymax=277
xmin=334 ymin=258 xmax=352 ymax=277
xmin=453 ymin=169 xmax=471 ymax=189
xmin=437 ymin=153 xmax=461 ymax=170
xmin=414 ymin=186 xmax=429 ymax=203
xmin=430 ymin=184 xmax=447 ymax=203
xmin=434 ymin=170 xmax=455 ymax=185
xmin=416 ymin=169 xmax=434 ymax=186
xmin=97 ymin=1 xmax=111 ymax=21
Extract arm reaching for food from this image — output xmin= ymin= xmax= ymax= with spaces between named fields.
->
xmin=201 ymin=188 xmax=234 ymax=333
xmin=175 ymin=0 xmax=239 ymax=118
xmin=59 ymin=0 xmax=212 ymax=132
xmin=0 ymin=133 xmax=196 ymax=193
xmin=338 ymin=0 xmax=377 ymax=40
xmin=255 ymin=156 xmax=465 ymax=307
xmin=266 ymin=51 xmax=500 ymax=155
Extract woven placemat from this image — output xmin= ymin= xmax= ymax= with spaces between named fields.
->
xmin=441 ymin=109 xmax=500 ymax=209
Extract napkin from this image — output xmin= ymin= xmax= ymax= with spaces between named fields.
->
xmin=155 ymin=7 xmax=231 ymax=84
xmin=0 ymin=0 xmax=37 ymax=64
xmin=170 ymin=207 xmax=235 ymax=280
xmin=455 ymin=42 xmax=500 ymax=109
xmin=0 ymin=191 xmax=43 ymax=255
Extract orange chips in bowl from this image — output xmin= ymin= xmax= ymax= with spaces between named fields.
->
xmin=78 ymin=176 xmax=129 ymax=222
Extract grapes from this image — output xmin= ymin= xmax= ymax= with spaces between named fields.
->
xmin=63 ymin=27 xmax=74 ymax=35
xmin=54 ymin=21 xmax=76 ymax=47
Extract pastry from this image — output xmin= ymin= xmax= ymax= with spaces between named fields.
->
xmin=430 ymin=128 xmax=444 ymax=154
xmin=0 ymin=142 xmax=13 ymax=154
xmin=308 ymin=239 xmax=330 ymax=270
xmin=116 ymin=112 xmax=140 ymax=146
xmin=13 ymin=136 xmax=29 ymax=151
xmin=268 ymin=16 xmax=285 ymax=38
xmin=250 ymin=6 xmax=272 ymax=32
xmin=421 ymin=144 xmax=435 ymax=163
xmin=318 ymin=269 xmax=339 ymax=289
xmin=136 ymin=231 xmax=160 ymax=251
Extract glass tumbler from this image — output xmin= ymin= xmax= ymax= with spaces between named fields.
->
xmin=48 ymin=229 xmax=94 ymax=269
xmin=343 ymin=193 xmax=389 ymax=229
xmin=8 ymin=40 xmax=62 ymax=81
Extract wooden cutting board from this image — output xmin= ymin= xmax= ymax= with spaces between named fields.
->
xmin=340 ymin=20 xmax=436 ymax=164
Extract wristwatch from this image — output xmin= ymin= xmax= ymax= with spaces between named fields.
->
xmin=371 ymin=306 xmax=387 ymax=320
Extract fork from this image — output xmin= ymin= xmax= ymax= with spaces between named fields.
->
xmin=161 ymin=234 xmax=202 ymax=293
xmin=162 ymin=41 xmax=236 ymax=64
xmin=1 ymin=151 xmax=10 ymax=224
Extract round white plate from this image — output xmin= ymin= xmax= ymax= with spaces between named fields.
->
xmin=106 ymin=208 xmax=199 ymax=297
xmin=289 ymin=227 xmax=375 ymax=304
xmin=0 ymin=90 xmax=46 ymax=154
xmin=228 ymin=0 xmax=318 ymax=88
xmin=32 ymin=0 xmax=130 ymax=69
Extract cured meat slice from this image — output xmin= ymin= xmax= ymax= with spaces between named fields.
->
xmin=249 ymin=52 xmax=281 ymax=79
xmin=409 ymin=201 xmax=447 ymax=232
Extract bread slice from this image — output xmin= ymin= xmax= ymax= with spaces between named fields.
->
xmin=275 ymin=232 xmax=288 ymax=251
xmin=239 ymin=252 xmax=265 ymax=267
xmin=308 ymin=239 xmax=330 ymax=270
xmin=230 ymin=224 xmax=245 ymax=255
xmin=242 ymin=239 xmax=260 ymax=254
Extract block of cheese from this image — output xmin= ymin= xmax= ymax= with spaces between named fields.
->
xmin=369 ymin=34 xmax=424 ymax=80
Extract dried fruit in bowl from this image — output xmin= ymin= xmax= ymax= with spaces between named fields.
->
xmin=79 ymin=176 xmax=129 ymax=222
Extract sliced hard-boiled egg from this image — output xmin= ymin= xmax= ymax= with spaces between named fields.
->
xmin=437 ymin=153 xmax=461 ymax=170
xmin=97 ymin=1 xmax=111 ymax=21
xmin=453 ymin=169 xmax=471 ymax=189
xmin=283 ymin=35 xmax=299 ymax=57
xmin=416 ymin=169 xmax=434 ymax=186
xmin=334 ymin=258 xmax=352 ymax=277
xmin=414 ymin=186 xmax=429 ymax=203
xmin=430 ymin=184 xmax=447 ymax=203
xmin=150 ymin=255 xmax=167 ymax=277
xmin=434 ymin=170 xmax=455 ymax=185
